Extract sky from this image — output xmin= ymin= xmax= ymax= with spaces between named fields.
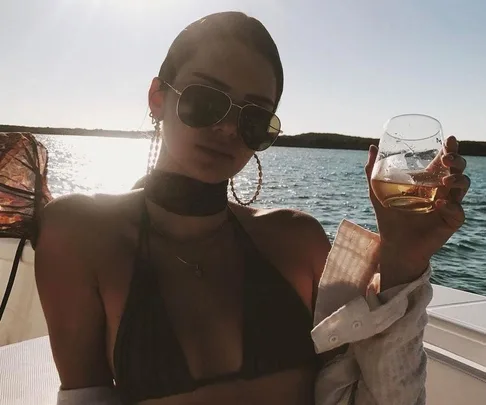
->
xmin=1 ymin=0 xmax=485 ymax=141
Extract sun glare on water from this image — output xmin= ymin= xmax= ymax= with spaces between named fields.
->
xmin=39 ymin=135 xmax=149 ymax=197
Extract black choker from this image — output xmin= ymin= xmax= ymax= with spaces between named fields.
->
xmin=144 ymin=171 xmax=228 ymax=217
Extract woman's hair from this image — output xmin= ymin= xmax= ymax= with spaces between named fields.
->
xmin=158 ymin=12 xmax=284 ymax=111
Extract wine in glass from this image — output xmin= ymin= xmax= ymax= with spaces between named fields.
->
xmin=371 ymin=114 xmax=449 ymax=213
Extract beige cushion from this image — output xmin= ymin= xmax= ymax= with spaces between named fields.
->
xmin=0 ymin=239 xmax=47 ymax=346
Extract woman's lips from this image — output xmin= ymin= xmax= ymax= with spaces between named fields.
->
xmin=196 ymin=144 xmax=234 ymax=160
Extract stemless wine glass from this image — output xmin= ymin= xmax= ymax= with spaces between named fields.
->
xmin=371 ymin=114 xmax=449 ymax=213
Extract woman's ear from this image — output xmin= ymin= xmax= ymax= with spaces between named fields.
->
xmin=148 ymin=77 xmax=165 ymax=120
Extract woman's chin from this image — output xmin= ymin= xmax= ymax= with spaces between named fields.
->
xmin=187 ymin=167 xmax=231 ymax=184
xmin=158 ymin=149 xmax=242 ymax=184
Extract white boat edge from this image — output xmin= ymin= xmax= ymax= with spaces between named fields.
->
xmin=1 ymin=239 xmax=485 ymax=405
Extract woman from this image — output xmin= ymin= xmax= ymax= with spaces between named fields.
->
xmin=35 ymin=11 xmax=470 ymax=405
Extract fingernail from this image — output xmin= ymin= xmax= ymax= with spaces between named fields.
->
xmin=444 ymin=176 xmax=458 ymax=185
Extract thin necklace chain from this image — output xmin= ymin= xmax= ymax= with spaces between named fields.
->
xmin=148 ymin=216 xmax=229 ymax=278
xmin=174 ymin=255 xmax=204 ymax=278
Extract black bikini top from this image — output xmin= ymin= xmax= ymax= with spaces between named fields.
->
xmin=113 ymin=206 xmax=317 ymax=403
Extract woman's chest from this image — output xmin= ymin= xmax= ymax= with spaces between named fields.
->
xmin=97 ymin=241 xmax=249 ymax=379
xmin=137 ymin=367 xmax=316 ymax=405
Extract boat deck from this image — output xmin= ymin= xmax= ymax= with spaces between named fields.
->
xmin=425 ymin=285 xmax=486 ymax=404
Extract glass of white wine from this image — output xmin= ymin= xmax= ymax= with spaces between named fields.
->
xmin=371 ymin=114 xmax=449 ymax=213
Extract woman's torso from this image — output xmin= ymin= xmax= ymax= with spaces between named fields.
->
xmin=75 ymin=191 xmax=318 ymax=405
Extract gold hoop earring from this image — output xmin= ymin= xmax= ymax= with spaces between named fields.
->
xmin=146 ymin=112 xmax=162 ymax=175
xmin=230 ymin=154 xmax=263 ymax=206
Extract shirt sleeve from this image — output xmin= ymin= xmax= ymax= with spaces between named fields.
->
xmin=312 ymin=220 xmax=433 ymax=405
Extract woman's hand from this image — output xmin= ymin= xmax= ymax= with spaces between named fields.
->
xmin=365 ymin=136 xmax=471 ymax=290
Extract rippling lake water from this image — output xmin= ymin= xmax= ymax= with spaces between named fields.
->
xmin=36 ymin=134 xmax=486 ymax=296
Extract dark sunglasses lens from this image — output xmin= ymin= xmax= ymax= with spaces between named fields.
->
xmin=239 ymin=106 xmax=281 ymax=151
xmin=177 ymin=85 xmax=230 ymax=127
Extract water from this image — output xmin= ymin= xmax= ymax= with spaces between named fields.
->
xmin=36 ymin=134 xmax=486 ymax=296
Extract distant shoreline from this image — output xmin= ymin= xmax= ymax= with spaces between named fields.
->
xmin=1 ymin=124 xmax=485 ymax=156
xmin=0 ymin=124 xmax=148 ymax=139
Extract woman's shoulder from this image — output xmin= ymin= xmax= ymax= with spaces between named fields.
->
xmin=230 ymin=203 xmax=331 ymax=272
xmin=38 ymin=191 xmax=144 ymax=249
xmin=230 ymin=203 xmax=324 ymax=235
xmin=42 ymin=191 xmax=143 ymax=225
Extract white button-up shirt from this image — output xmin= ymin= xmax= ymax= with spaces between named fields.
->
xmin=313 ymin=220 xmax=432 ymax=405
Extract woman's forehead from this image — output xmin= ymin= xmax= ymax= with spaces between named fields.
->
xmin=174 ymin=39 xmax=277 ymax=107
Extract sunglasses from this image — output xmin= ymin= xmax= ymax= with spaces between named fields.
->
xmin=163 ymin=82 xmax=282 ymax=151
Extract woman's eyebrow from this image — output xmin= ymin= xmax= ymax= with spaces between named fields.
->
xmin=192 ymin=72 xmax=231 ymax=91
xmin=192 ymin=72 xmax=275 ymax=109
xmin=244 ymin=94 xmax=274 ymax=109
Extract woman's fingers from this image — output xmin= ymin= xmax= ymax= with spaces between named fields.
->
xmin=436 ymin=199 xmax=465 ymax=230
xmin=443 ymin=136 xmax=468 ymax=176
xmin=365 ymin=145 xmax=384 ymax=212
xmin=428 ymin=136 xmax=461 ymax=173
xmin=445 ymin=136 xmax=459 ymax=154
xmin=442 ymin=173 xmax=471 ymax=190
xmin=365 ymin=144 xmax=378 ymax=180
xmin=442 ymin=174 xmax=471 ymax=203
xmin=441 ymin=153 xmax=467 ymax=173
xmin=441 ymin=137 xmax=469 ymax=203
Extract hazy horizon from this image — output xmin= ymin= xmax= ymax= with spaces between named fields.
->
xmin=1 ymin=1 xmax=485 ymax=141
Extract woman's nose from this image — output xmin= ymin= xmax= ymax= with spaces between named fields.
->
xmin=212 ymin=107 xmax=239 ymax=137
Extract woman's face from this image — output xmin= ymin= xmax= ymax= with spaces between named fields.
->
xmin=149 ymin=38 xmax=278 ymax=184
